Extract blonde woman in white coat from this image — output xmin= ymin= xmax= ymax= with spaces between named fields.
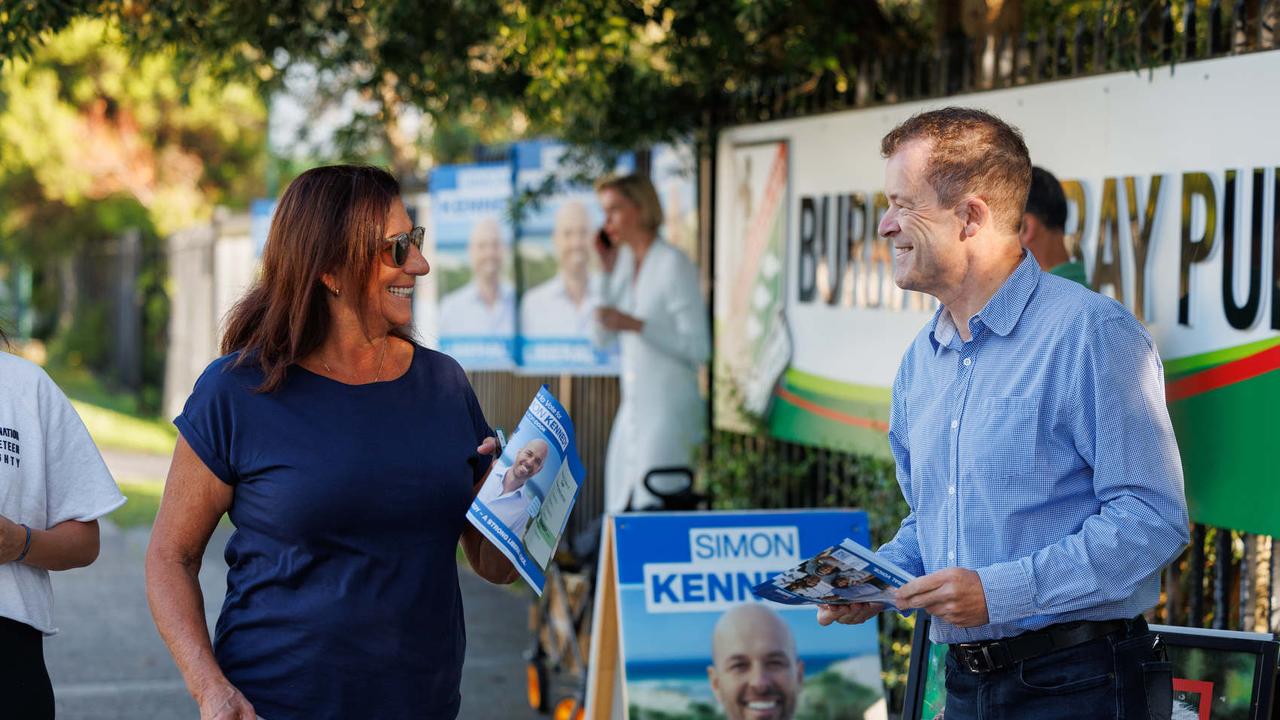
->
xmin=592 ymin=173 xmax=710 ymax=512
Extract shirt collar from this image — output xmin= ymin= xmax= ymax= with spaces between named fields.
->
xmin=929 ymin=251 xmax=1041 ymax=353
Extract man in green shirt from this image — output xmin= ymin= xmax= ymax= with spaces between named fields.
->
xmin=1020 ymin=166 xmax=1088 ymax=286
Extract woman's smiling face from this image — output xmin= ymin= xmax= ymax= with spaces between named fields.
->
xmin=364 ymin=198 xmax=429 ymax=331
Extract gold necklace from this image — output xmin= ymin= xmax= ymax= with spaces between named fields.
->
xmin=321 ymin=337 xmax=389 ymax=383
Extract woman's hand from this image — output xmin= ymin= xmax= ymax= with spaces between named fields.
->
xmin=597 ymin=307 xmax=643 ymax=333
xmin=197 ymin=680 xmax=256 ymax=720
xmin=595 ymin=229 xmax=619 ymax=274
xmin=476 ymin=437 xmax=500 ymax=457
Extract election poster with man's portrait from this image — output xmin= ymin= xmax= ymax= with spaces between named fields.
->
xmin=605 ymin=510 xmax=888 ymax=720
xmin=513 ymin=139 xmax=630 ymax=374
xmin=429 ymin=162 xmax=517 ymax=369
xmin=467 ymin=386 xmax=586 ymax=595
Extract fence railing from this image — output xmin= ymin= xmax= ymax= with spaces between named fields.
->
xmin=717 ymin=0 xmax=1278 ymax=125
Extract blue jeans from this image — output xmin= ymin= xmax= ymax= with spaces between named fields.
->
xmin=943 ymin=625 xmax=1172 ymax=719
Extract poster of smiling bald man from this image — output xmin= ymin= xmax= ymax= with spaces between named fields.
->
xmin=513 ymin=139 xmax=630 ymax=373
xmin=429 ymin=161 xmax=518 ymax=369
xmin=594 ymin=510 xmax=888 ymax=720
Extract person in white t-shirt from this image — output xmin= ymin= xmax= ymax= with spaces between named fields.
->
xmin=521 ymin=200 xmax=598 ymax=337
xmin=439 ymin=215 xmax=515 ymax=336
xmin=0 ymin=343 xmax=126 ymax=719
xmin=475 ymin=438 xmax=549 ymax=537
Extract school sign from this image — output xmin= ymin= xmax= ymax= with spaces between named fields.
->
xmin=714 ymin=51 xmax=1280 ymax=536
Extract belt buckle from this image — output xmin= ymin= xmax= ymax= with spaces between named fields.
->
xmin=959 ymin=643 xmax=995 ymax=673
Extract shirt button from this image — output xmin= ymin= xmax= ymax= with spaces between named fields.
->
xmin=948 ymin=551 xmax=956 ymax=561
xmin=948 ymin=485 xmax=955 ymax=495
xmin=963 ymin=357 xmax=972 ymax=367
xmin=950 ymin=419 xmax=959 ymax=429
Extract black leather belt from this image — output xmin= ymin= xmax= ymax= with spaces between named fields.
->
xmin=951 ymin=616 xmax=1144 ymax=674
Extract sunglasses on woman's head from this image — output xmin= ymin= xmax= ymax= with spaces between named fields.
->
xmin=381 ymin=226 xmax=426 ymax=267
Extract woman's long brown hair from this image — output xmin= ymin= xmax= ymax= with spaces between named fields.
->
xmin=221 ymin=165 xmax=409 ymax=392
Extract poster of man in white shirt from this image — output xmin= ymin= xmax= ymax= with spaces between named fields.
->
xmin=429 ymin=161 xmax=516 ymax=369
xmin=475 ymin=437 xmax=552 ymax=539
xmin=513 ymin=138 xmax=625 ymax=373
xmin=439 ymin=215 xmax=516 ymax=337
xmin=520 ymin=200 xmax=598 ymax=337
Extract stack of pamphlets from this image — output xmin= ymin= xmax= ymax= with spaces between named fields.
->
xmin=752 ymin=538 xmax=916 ymax=607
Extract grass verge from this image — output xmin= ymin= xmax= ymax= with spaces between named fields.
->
xmin=110 ymin=480 xmax=166 ymax=529
xmin=42 ymin=363 xmax=177 ymax=455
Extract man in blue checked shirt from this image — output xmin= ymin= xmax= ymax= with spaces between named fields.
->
xmin=818 ymin=107 xmax=1188 ymax=719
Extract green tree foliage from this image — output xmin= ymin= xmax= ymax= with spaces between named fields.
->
xmin=0 ymin=16 xmax=265 ymax=403
xmin=4 ymin=1 xmax=927 ymax=166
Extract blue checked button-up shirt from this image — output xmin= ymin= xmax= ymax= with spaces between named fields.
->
xmin=876 ymin=252 xmax=1189 ymax=644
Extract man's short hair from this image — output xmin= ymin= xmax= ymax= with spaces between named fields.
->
xmin=880 ymin=107 xmax=1032 ymax=234
xmin=1024 ymin=166 xmax=1068 ymax=233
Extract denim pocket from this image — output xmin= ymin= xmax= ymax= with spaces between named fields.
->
xmin=1113 ymin=632 xmax=1173 ymax=720
xmin=1140 ymin=660 xmax=1173 ymax=720
xmin=1016 ymin=639 xmax=1115 ymax=695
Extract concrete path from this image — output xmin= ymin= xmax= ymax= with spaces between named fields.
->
xmin=98 ymin=448 xmax=172 ymax=482
xmin=46 ymin=522 xmax=544 ymax=719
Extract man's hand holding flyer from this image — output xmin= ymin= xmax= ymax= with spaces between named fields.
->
xmin=751 ymin=538 xmax=916 ymax=608
xmin=467 ymin=386 xmax=585 ymax=595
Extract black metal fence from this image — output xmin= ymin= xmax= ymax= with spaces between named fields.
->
xmin=717 ymin=0 xmax=1277 ymax=126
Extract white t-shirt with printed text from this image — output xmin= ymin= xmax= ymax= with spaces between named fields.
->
xmin=0 ymin=352 xmax=125 ymax=635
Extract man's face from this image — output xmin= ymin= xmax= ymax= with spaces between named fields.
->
xmin=878 ymin=139 xmax=967 ymax=297
xmin=553 ymin=202 xmax=592 ymax=277
xmin=815 ymin=563 xmax=836 ymax=576
xmin=469 ymin=219 xmax=504 ymax=283
xmin=511 ymin=442 xmax=548 ymax=483
xmin=708 ymin=620 xmax=804 ymax=720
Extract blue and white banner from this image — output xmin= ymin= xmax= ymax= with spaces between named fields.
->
xmin=612 ymin=510 xmax=888 ymax=719
xmin=467 ymin=386 xmax=585 ymax=594
xmin=513 ymin=140 xmax=630 ymax=374
xmin=429 ymin=162 xmax=517 ymax=369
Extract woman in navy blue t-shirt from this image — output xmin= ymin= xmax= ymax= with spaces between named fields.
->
xmin=145 ymin=165 xmax=517 ymax=720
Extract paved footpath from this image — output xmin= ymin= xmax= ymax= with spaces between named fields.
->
xmin=46 ymin=520 xmax=543 ymax=719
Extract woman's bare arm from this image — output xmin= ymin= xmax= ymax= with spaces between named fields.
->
xmin=145 ymin=437 xmax=256 ymax=719
xmin=0 ymin=516 xmax=100 ymax=570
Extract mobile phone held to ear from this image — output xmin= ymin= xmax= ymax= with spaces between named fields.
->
xmin=596 ymin=228 xmax=613 ymax=249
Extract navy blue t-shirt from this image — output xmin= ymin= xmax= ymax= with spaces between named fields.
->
xmin=175 ymin=344 xmax=492 ymax=720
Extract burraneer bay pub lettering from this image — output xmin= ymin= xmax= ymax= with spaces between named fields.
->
xmin=796 ymin=169 xmax=1280 ymax=330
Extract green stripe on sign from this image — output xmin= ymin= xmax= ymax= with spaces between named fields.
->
xmin=1168 ymin=367 xmax=1280 ymax=537
xmin=765 ymin=374 xmax=893 ymax=459
xmin=783 ymin=368 xmax=893 ymax=404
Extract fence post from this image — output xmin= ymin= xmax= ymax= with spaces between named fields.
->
xmin=1212 ymin=528 xmax=1234 ymax=629
xmin=1210 ymin=0 xmax=1227 ymax=54
xmin=113 ymin=228 xmax=143 ymax=390
xmin=1240 ymin=534 xmax=1255 ymax=631
xmin=1233 ymin=0 xmax=1249 ymax=50
xmin=1189 ymin=524 xmax=1206 ymax=626
xmin=1184 ymin=0 xmax=1199 ymax=59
